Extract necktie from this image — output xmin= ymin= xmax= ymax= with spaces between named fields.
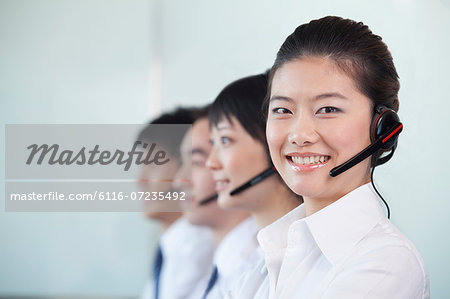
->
xmin=202 ymin=265 xmax=218 ymax=299
xmin=153 ymin=244 xmax=163 ymax=299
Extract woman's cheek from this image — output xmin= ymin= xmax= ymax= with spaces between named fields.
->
xmin=267 ymin=124 xmax=284 ymax=160
xmin=266 ymin=122 xmax=277 ymax=145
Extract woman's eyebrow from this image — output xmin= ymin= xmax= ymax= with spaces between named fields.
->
xmin=216 ymin=123 xmax=233 ymax=131
xmin=270 ymin=95 xmax=293 ymax=102
xmin=270 ymin=93 xmax=348 ymax=102
xmin=191 ymin=148 xmax=207 ymax=156
xmin=314 ymin=92 xmax=348 ymax=101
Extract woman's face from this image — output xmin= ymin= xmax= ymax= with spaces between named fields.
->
xmin=207 ymin=115 xmax=271 ymax=211
xmin=266 ymin=57 xmax=372 ymax=204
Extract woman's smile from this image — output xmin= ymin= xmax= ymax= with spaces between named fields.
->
xmin=286 ymin=152 xmax=331 ymax=172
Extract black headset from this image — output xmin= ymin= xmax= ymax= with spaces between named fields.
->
xmin=370 ymin=105 xmax=402 ymax=167
xmin=201 ymin=105 xmax=403 ymax=218
xmin=330 ymin=105 xmax=403 ymax=177
xmin=330 ymin=105 xmax=403 ymax=219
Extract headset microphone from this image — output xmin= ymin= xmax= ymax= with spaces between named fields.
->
xmin=330 ymin=123 xmax=403 ymax=177
xmin=198 ymin=166 xmax=276 ymax=205
xmin=329 ymin=104 xmax=403 ymax=178
xmin=327 ymin=105 xmax=401 ymax=219
xmin=330 ymin=122 xmax=403 ymax=177
xmin=229 ymin=166 xmax=277 ymax=196
xmin=198 ymin=193 xmax=218 ymax=206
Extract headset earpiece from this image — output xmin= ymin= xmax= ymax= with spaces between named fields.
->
xmin=370 ymin=105 xmax=401 ymax=166
xmin=329 ymin=105 xmax=403 ymax=177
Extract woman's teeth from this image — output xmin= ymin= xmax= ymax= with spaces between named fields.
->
xmin=215 ymin=180 xmax=229 ymax=188
xmin=291 ymin=156 xmax=329 ymax=165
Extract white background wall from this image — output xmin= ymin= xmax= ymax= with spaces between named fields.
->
xmin=0 ymin=0 xmax=160 ymax=297
xmin=1 ymin=0 xmax=449 ymax=297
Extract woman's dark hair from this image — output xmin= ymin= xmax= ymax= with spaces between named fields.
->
xmin=209 ymin=72 xmax=269 ymax=147
xmin=265 ymin=16 xmax=400 ymax=114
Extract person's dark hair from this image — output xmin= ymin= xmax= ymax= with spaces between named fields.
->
xmin=265 ymin=16 xmax=400 ymax=115
xmin=148 ymin=107 xmax=196 ymax=126
xmin=191 ymin=104 xmax=211 ymax=122
xmin=137 ymin=107 xmax=196 ymax=156
xmin=209 ymin=72 xmax=269 ymax=147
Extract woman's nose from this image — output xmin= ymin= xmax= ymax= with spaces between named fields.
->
xmin=287 ymin=113 xmax=320 ymax=146
xmin=206 ymin=147 xmax=222 ymax=170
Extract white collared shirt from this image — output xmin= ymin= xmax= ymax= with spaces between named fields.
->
xmin=230 ymin=183 xmax=429 ymax=299
xmin=201 ymin=217 xmax=261 ymax=299
xmin=141 ymin=217 xmax=215 ymax=299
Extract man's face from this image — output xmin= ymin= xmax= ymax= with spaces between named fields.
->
xmin=175 ymin=118 xmax=221 ymax=226
xmin=138 ymin=144 xmax=182 ymax=221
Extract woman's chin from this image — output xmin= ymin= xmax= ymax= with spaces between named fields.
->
xmin=285 ymin=178 xmax=327 ymax=200
xmin=218 ymin=192 xmax=248 ymax=211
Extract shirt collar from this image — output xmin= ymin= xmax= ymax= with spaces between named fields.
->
xmin=160 ymin=217 xmax=213 ymax=255
xmin=257 ymin=204 xmax=305 ymax=253
xmin=160 ymin=217 xmax=186 ymax=249
xmin=302 ymin=183 xmax=386 ymax=265
xmin=215 ymin=217 xmax=259 ymax=277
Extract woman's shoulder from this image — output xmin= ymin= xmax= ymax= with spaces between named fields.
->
xmin=326 ymin=219 xmax=430 ymax=298
xmin=360 ymin=219 xmax=424 ymax=258
xmin=339 ymin=219 xmax=429 ymax=297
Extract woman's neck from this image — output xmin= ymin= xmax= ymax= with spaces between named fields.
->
xmin=303 ymin=196 xmax=337 ymax=217
xmin=303 ymin=178 xmax=370 ymax=217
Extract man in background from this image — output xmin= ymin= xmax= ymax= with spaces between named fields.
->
xmin=138 ymin=107 xmax=215 ymax=299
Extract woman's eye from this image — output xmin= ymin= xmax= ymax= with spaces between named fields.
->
xmin=317 ymin=106 xmax=340 ymax=114
xmin=272 ymin=107 xmax=291 ymax=114
xmin=220 ymin=136 xmax=231 ymax=145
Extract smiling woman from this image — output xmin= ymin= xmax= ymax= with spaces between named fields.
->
xmin=267 ymin=57 xmax=374 ymax=213
xmin=230 ymin=16 xmax=430 ymax=299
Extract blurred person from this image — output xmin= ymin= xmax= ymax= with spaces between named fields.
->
xmin=207 ymin=74 xmax=302 ymax=228
xmin=207 ymin=73 xmax=301 ymax=230
xmin=138 ymin=107 xmax=215 ymax=299
xmin=174 ymin=105 xmax=258 ymax=299
xmin=205 ymin=73 xmax=301 ymax=298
